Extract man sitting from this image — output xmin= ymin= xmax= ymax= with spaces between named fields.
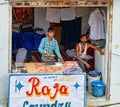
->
xmin=76 ymin=34 xmax=104 ymax=73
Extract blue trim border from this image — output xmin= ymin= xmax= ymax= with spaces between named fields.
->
xmin=8 ymin=73 xmax=86 ymax=107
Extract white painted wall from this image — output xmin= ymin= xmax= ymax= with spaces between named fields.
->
xmin=95 ymin=50 xmax=105 ymax=82
xmin=0 ymin=0 xmax=8 ymax=3
xmin=34 ymin=7 xmax=49 ymax=33
xmin=112 ymin=1 xmax=120 ymax=55
xmin=110 ymin=0 xmax=120 ymax=100
xmin=81 ymin=14 xmax=90 ymax=34
xmin=0 ymin=2 xmax=10 ymax=107
xmin=110 ymin=54 xmax=120 ymax=100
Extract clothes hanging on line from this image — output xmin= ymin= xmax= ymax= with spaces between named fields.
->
xmin=46 ymin=8 xmax=61 ymax=23
xmin=60 ymin=7 xmax=75 ymax=21
xmin=46 ymin=7 xmax=75 ymax=23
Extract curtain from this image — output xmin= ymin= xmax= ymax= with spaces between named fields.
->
xmin=60 ymin=17 xmax=81 ymax=47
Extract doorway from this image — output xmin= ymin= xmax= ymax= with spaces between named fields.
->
xmin=10 ymin=3 xmax=110 ymax=102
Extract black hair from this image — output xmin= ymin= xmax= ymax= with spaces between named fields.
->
xmin=80 ymin=34 xmax=88 ymax=39
xmin=47 ymin=27 xmax=55 ymax=32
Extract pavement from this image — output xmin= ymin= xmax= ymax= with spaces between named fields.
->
xmin=87 ymin=91 xmax=120 ymax=107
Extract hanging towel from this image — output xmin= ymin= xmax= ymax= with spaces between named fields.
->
xmin=46 ymin=7 xmax=61 ymax=23
xmin=61 ymin=7 xmax=75 ymax=21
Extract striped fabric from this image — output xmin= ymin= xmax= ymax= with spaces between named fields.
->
xmin=38 ymin=37 xmax=62 ymax=61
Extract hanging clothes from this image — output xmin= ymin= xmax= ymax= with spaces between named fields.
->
xmin=60 ymin=17 xmax=81 ymax=47
xmin=46 ymin=8 xmax=61 ymax=23
xmin=88 ymin=8 xmax=107 ymax=40
xmin=46 ymin=7 xmax=75 ymax=23
xmin=61 ymin=7 xmax=75 ymax=21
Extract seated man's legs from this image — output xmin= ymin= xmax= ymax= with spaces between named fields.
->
xmin=77 ymin=60 xmax=86 ymax=72
xmin=76 ymin=58 xmax=92 ymax=73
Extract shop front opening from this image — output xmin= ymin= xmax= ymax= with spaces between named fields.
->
xmin=10 ymin=0 xmax=110 ymax=105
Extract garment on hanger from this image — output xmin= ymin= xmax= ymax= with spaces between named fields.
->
xmin=88 ymin=8 xmax=107 ymax=40
xmin=98 ymin=8 xmax=106 ymax=21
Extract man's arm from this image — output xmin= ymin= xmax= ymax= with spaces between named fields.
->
xmin=38 ymin=38 xmax=46 ymax=54
xmin=54 ymin=41 xmax=63 ymax=61
xmin=89 ymin=44 xmax=104 ymax=55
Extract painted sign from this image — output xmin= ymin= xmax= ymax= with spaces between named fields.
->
xmin=8 ymin=74 xmax=86 ymax=107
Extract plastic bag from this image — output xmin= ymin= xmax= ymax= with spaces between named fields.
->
xmin=88 ymin=70 xmax=101 ymax=77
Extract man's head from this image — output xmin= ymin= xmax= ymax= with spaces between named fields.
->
xmin=47 ymin=27 xmax=55 ymax=39
xmin=80 ymin=34 xmax=88 ymax=44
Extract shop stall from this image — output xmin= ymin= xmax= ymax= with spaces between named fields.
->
xmin=8 ymin=61 xmax=86 ymax=107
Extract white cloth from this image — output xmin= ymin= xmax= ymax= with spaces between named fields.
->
xmin=79 ymin=43 xmax=87 ymax=59
xmin=16 ymin=48 xmax=27 ymax=63
xmin=79 ymin=43 xmax=93 ymax=60
xmin=88 ymin=8 xmax=107 ymax=40
xmin=61 ymin=7 xmax=75 ymax=21
xmin=46 ymin=7 xmax=75 ymax=22
xmin=46 ymin=8 xmax=61 ymax=23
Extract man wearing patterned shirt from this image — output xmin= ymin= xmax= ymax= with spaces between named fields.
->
xmin=38 ymin=27 xmax=64 ymax=63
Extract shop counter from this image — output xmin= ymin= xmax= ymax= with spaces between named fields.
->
xmin=8 ymin=61 xmax=86 ymax=107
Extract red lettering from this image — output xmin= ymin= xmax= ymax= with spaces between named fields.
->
xmin=26 ymin=77 xmax=69 ymax=101
xmin=42 ymin=86 xmax=50 ymax=96
xmin=50 ymin=83 xmax=59 ymax=100
xmin=60 ymin=85 xmax=68 ymax=96
xmin=26 ymin=77 xmax=41 ymax=97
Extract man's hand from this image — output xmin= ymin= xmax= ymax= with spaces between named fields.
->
xmin=60 ymin=58 xmax=64 ymax=64
xmin=100 ymin=50 xmax=104 ymax=55
xmin=97 ymin=47 xmax=104 ymax=55
xmin=45 ymin=52 xmax=55 ymax=57
xmin=45 ymin=52 xmax=51 ymax=57
xmin=85 ymin=62 xmax=91 ymax=69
